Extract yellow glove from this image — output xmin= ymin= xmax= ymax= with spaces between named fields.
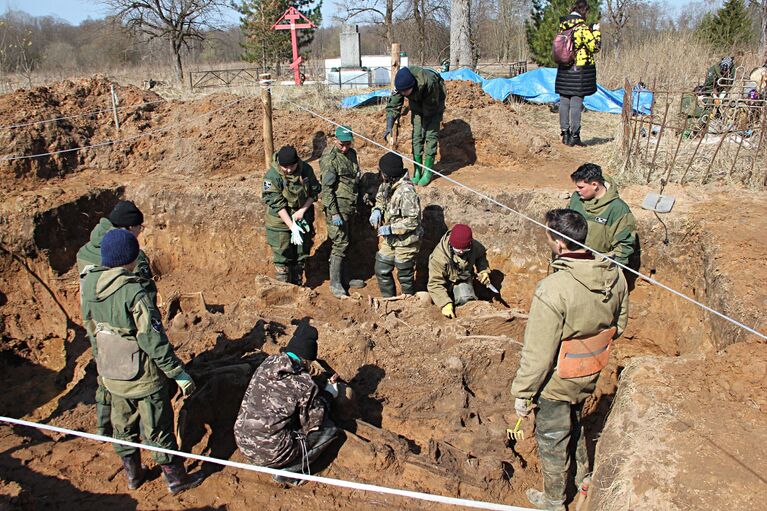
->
xmin=477 ymin=270 xmax=491 ymax=285
xmin=441 ymin=303 xmax=455 ymax=319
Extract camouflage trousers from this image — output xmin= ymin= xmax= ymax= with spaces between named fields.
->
xmin=111 ymin=384 xmax=177 ymax=465
xmin=325 ymin=212 xmax=356 ymax=258
xmin=377 ymin=237 xmax=420 ymax=264
xmin=534 ymin=398 xmax=589 ymax=504
xmin=266 ymin=225 xmax=314 ymax=266
xmin=411 ymin=112 xmax=442 ymax=160
xmin=95 ymin=378 xmax=113 ymax=437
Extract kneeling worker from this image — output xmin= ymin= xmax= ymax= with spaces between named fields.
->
xmin=427 ymin=224 xmax=491 ymax=319
xmin=80 ymin=229 xmax=204 ymax=494
xmin=234 ymin=322 xmax=340 ymax=486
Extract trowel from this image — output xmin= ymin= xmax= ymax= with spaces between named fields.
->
xmin=641 ymin=192 xmax=675 ymax=213
xmin=484 ymin=282 xmax=510 ymax=308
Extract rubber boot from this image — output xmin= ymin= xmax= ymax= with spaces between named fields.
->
xmin=329 ymin=255 xmax=348 ymax=298
xmin=395 ymin=259 xmax=416 ymax=295
xmin=570 ymin=129 xmax=586 ymax=147
xmin=412 ymin=154 xmax=423 ymax=183
xmin=161 ymin=461 xmax=205 ymax=495
xmin=374 ymin=252 xmax=396 ymax=297
xmin=526 ymin=488 xmax=566 ymax=511
xmin=560 ymin=129 xmax=571 ymax=146
xmin=417 ymin=156 xmax=434 ymax=186
xmin=275 ymin=265 xmax=290 ymax=283
xmin=121 ymin=452 xmax=146 ymax=490
xmin=290 ymin=263 xmax=304 ymax=286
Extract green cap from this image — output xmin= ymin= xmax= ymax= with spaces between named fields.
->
xmin=335 ymin=125 xmax=353 ymax=142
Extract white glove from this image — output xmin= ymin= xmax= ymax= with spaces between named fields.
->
xmin=290 ymin=222 xmax=304 ymax=246
xmin=324 ymin=381 xmax=339 ymax=399
xmin=515 ymin=397 xmax=533 ymax=418
xmin=592 ymin=23 xmax=600 ymax=31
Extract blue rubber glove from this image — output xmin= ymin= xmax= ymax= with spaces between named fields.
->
xmin=369 ymin=208 xmax=382 ymax=227
xmin=331 ymin=214 xmax=343 ymax=226
xmin=378 ymin=225 xmax=392 ymax=237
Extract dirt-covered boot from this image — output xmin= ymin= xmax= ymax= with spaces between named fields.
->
xmin=526 ymin=488 xmax=566 ymax=511
xmin=560 ymin=129 xmax=571 ymax=145
xmin=329 ymin=255 xmax=347 ymax=298
xmin=412 ymin=154 xmax=423 ymax=183
xmin=161 ymin=461 xmax=205 ymax=495
xmin=290 ymin=263 xmax=304 ymax=286
xmin=121 ymin=452 xmax=146 ymax=490
xmin=275 ymin=265 xmax=290 ymax=283
xmin=570 ymin=129 xmax=586 ymax=147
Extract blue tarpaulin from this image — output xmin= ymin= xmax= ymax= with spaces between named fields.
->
xmin=340 ymin=66 xmax=653 ymax=115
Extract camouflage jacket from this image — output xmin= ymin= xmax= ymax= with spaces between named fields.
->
xmin=427 ymin=230 xmax=489 ymax=309
xmin=374 ymin=175 xmax=423 ymax=247
xmin=234 ymin=353 xmax=327 ymax=467
xmin=320 ymin=145 xmax=360 ymax=217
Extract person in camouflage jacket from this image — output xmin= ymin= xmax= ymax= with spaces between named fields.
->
xmin=234 ymin=322 xmax=340 ymax=486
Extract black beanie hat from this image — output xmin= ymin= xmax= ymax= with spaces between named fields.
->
xmin=101 ymin=229 xmax=140 ymax=268
xmin=394 ymin=67 xmax=416 ymax=92
xmin=277 ymin=145 xmax=299 ymax=166
xmin=108 ymin=200 xmax=144 ymax=228
xmin=378 ymin=152 xmax=406 ymax=179
xmin=285 ymin=322 xmax=319 ymax=362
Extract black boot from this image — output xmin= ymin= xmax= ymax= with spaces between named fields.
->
xmin=161 ymin=461 xmax=205 ymax=495
xmin=275 ymin=264 xmax=290 ymax=283
xmin=290 ymin=263 xmax=304 ymax=286
xmin=328 ymin=255 xmax=347 ymax=298
xmin=374 ymin=252 xmax=396 ymax=297
xmin=395 ymin=259 xmax=416 ymax=295
xmin=560 ymin=129 xmax=571 ymax=146
xmin=570 ymin=129 xmax=586 ymax=147
xmin=121 ymin=452 xmax=146 ymax=490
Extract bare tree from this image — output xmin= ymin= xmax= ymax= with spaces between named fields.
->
xmin=337 ymin=0 xmax=404 ymax=48
xmin=450 ymin=0 xmax=474 ymax=67
xmin=605 ymin=0 xmax=646 ymax=49
xmin=101 ymin=0 xmax=229 ymax=82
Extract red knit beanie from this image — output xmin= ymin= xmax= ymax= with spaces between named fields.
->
xmin=449 ymin=224 xmax=473 ymax=250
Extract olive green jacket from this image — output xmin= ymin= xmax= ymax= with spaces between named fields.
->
xmin=81 ymin=266 xmax=185 ymax=399
xmin=76 ymin=217 xmax=157 ymax=303
xmin=427 ymin=230 xmax=489 ymax=309
xmin=262 ymin=154 xmax=321 ymax=231
xmin=568 ymin=178 xmax=638 ymax=265
xmin=511 ymin=254 xmax=629 ymax=404
xmin=386 ymin=66 xmax=447 ymax=119
xmin=319 ymin=145 xmax=360 ymax=217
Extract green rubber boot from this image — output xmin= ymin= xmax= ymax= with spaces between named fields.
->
xmin=417 ymin=156 xmax=434 ymax=186
xmin=412 ymin=154 xmax=422 ymax=183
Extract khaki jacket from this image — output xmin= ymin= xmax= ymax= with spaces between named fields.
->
xmin=511 ymin=253 xmax=629 ymax=403
xmin=262 ymin=154 xmax=321 ymax=231
xmin=427 ymin=230 xmax=489 ymax=308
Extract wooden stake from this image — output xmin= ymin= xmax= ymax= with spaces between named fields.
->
xmin=390 ymin=43 xmax=401 ymax=148
xmin=110 ymin=84 xmax=120 ymax=132
xmin=262 ymin=85 xmax=274 ymax=166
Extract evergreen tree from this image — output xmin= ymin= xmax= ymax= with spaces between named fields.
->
xmin=525 ymin=0 xmax=601 ymax=66
xmin=696 ymin=0 xmax=754 ymax=50
xmin=237 ymin=0 xmax=322 ymax=68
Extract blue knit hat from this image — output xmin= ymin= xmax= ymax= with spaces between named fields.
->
xmin=101 ymin=229 xmax=140 ymax=268
xmin=394 ymin=67 xmax=416 ymax=92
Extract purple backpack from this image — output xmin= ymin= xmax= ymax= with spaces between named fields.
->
xmin=552 ymin=24 xmax=581 ymax=65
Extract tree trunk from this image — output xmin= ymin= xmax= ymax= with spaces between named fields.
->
xmin=386 ymin=0 xmax=394 ymax=49
xmin=413 ymin=0 xmax=426 ymax=64
xmin=172 ymin=39 xmax=184 ymax=83
xmin=450 ymin=0 xmax=473 ymax=68
xmin=762 ymin=0 xmax=767 ymax=65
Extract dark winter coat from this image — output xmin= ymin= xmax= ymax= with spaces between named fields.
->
xmin=554 ymin=13 xmax=601 ymax=97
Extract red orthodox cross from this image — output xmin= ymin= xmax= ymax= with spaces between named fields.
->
xmin=272 ymin=6 xmax=316 ymax=86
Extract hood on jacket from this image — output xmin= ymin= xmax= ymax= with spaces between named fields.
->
xmin=89 ymin=217 xmax=115 ymax=249
xmin=551 ymin=254 xmax=620 ymax=300
xmin=578 ymin=176 xmax=620 ymax=214
xmin=88 ymin=266 xmax=141 ymax=303
xmin=260 ymin=353 xmax=304 ymax=382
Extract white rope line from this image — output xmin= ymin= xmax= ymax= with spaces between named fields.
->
xmin=0 ymin=97 xmax=245 ymax=162
xmin=281 ymin=96 xmax=767 ymax=342
xmin=0 ymin=99 xmax=168 ymax=130
xmin=0 ymin=416 xmax=533 ymax=511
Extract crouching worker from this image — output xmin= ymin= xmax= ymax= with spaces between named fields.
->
xmin=234 ymin=322 xmax=341 ymax=486
xmin=427 ymin=224 xmax=491 ymax=319
xmin=511 ymin=209 xmax=628 ymax=510
xmin=80 ymin=229 xmax=204 ymax=494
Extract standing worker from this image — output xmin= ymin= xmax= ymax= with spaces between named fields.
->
xmin=427 ymin=224 xmax=492 ymax=319
xmin=511 ymin=209 xmax=628 ymax=511
xmin=262 ymin=145 xmax=322 ymax=286
xmin=77 ymin=199 xmax=156 ymax=438
xmin=320 ymin=125 xmax=361 ymax=298
xmin=383 ymin=66 xmax=447 ymax=186
xmin=555 ymin=0 xmax=601 ymax=147
xmin=80 ymin=229 xmax=204 ymax=494
xmin=369 ymin=152 xmax=423 ymax=297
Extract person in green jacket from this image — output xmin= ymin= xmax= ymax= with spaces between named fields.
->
xmin=262 ymin=145 xmax=322 ymax=286
xmin=383 ymin=66 xmax=447 ymax=187
xmin=320 ymin=125 xmax=361 ymax=298
xmin=567 ymin=163 xmax=639 ymax=272
xmin=511 ymin=209 xmax=629 ymax=511
xmin=76 ymin=200 xmax=156 ymax=439
xmin=427 ymin=224 xmax=491 ymax=319
xmin=81 ymin=229 xmax=204 ymax=494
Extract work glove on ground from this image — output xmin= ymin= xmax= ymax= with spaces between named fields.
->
xmin=515 ymin=397 xmax=533 ymax=418
xmin=377 ymin=225 xmax=392 ymax=237
xmin=441 ymin=303 xmax=455 ymax=319
xmin=383 ymin=116 xmax=395 ymax=141
xmin=290 ymin=222 xmax=304 ymax=245
xmin=369 ymin=208 xmax=382 ymax=228
xmin=477 ymin=270 xmax=491 ymax=286
xmin=331 ymin=214 xmax=343 ymax=226
xmin=174 ymin=371 xmax=196 ymax=397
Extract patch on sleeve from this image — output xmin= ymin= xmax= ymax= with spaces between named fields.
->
xmin=151 ymin=318 xmax=163 ymax=333
xmin=263 ymin=180 xmax=273 ymax=191
xmin=594 ymin=216 xmax=608 ymax=225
